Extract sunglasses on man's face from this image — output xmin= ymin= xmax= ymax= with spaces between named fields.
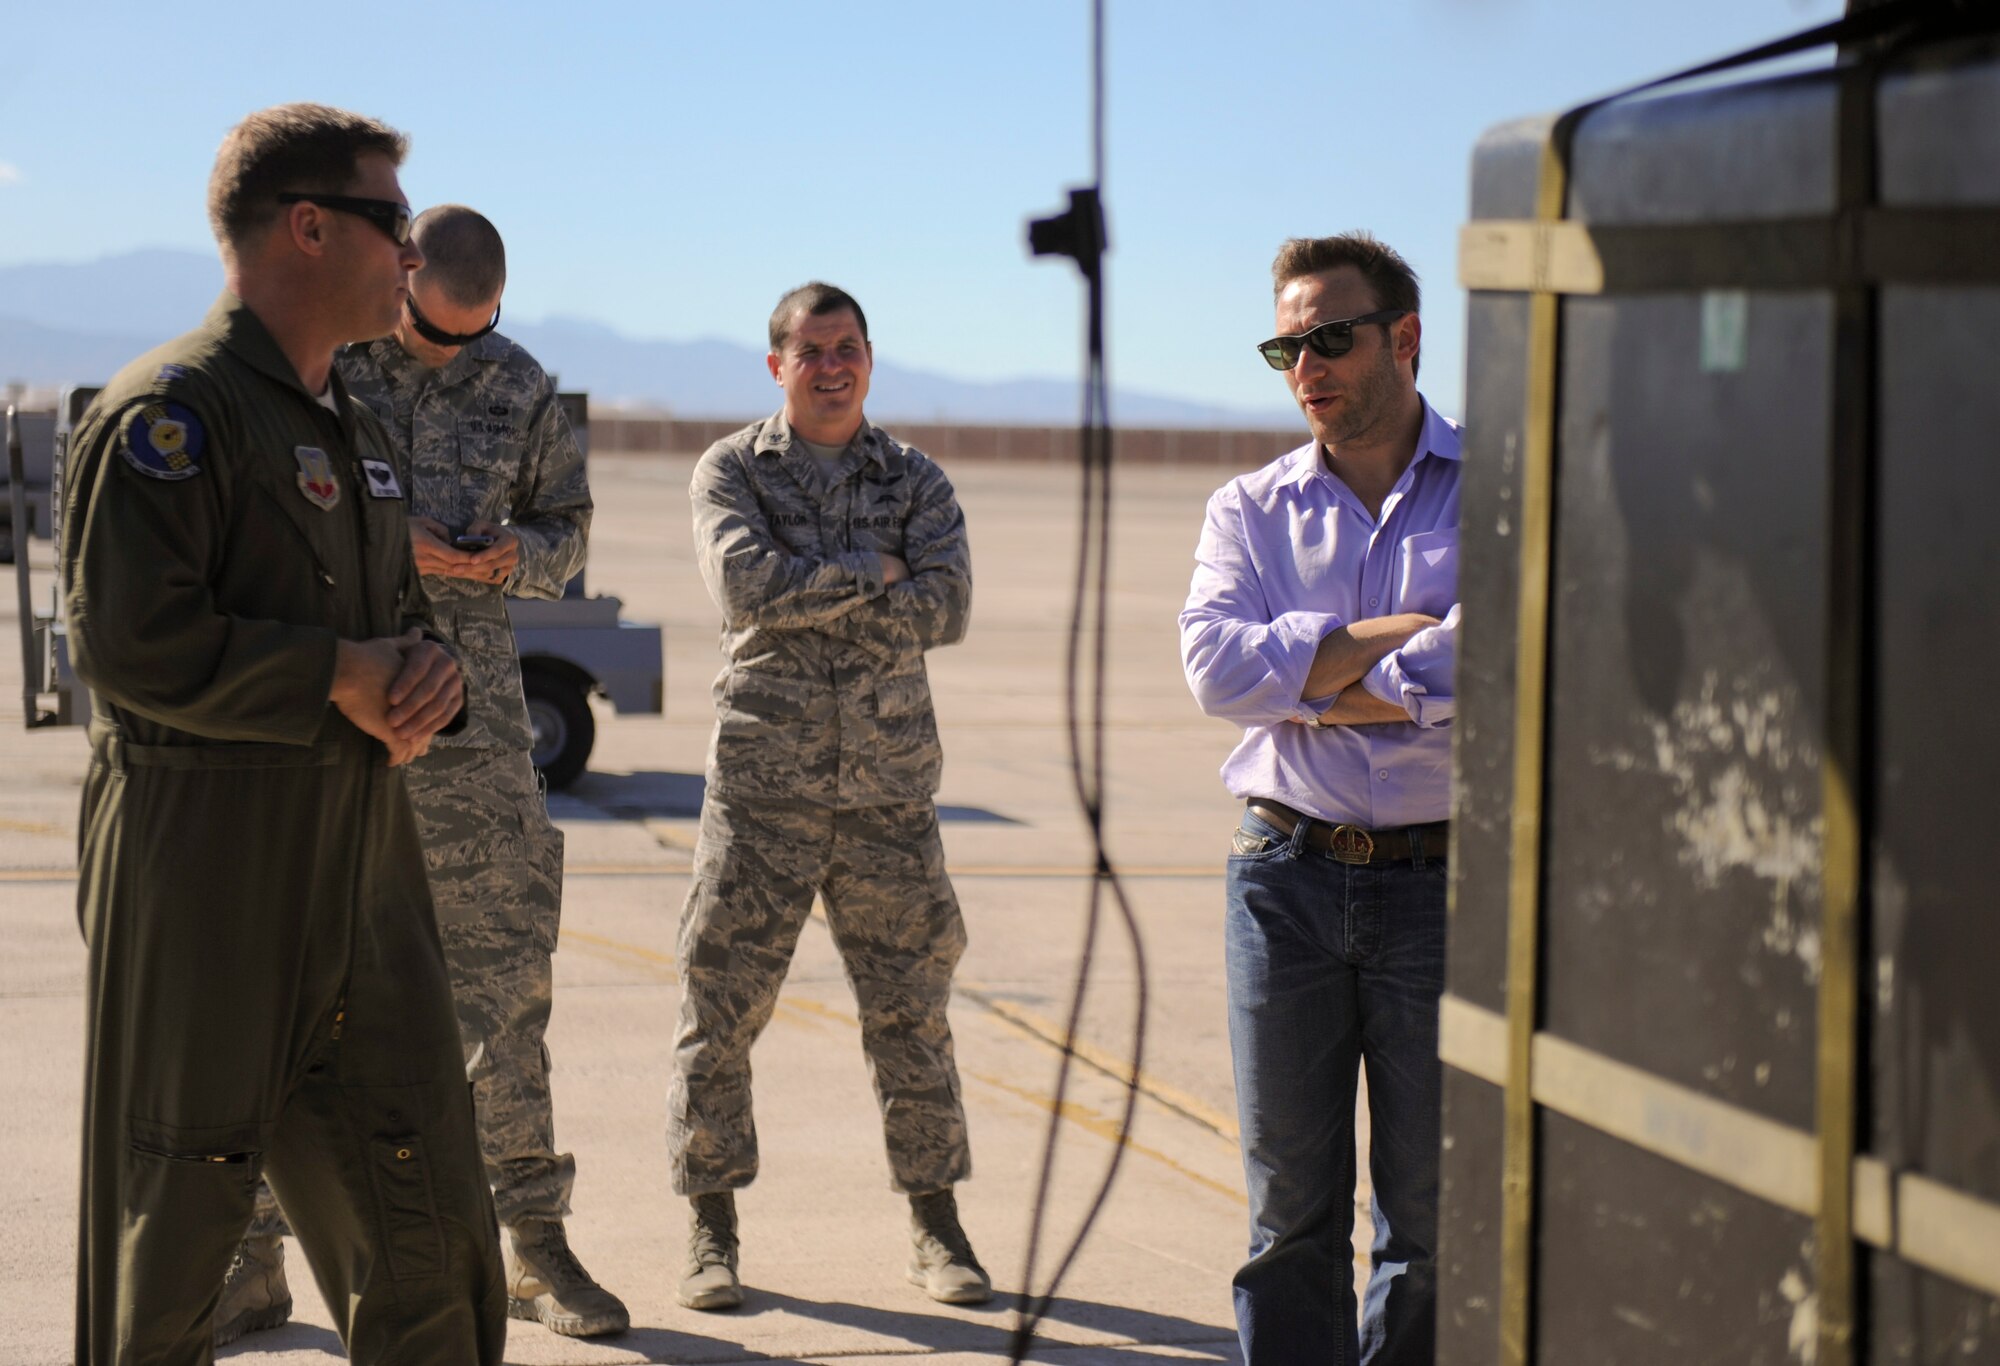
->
xmin=275 ymin=192 xmax=415 ymax=246
xmin=406 ymin=294 xmax=502 ymax=348
xmin=1256 ymin=308 xmax=1410 ymax=371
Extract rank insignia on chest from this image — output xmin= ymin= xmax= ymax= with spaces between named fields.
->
xmin=120 ymin=402 xmax=205 ymax=481
xmin=359 ymin=457 xmax=404 ymax=499
xmin=295 ymin=446 xmax=341 ymax=510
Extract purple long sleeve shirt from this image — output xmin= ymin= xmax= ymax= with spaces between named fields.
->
xmin=1179 ymin=400 xmax=1461 ymax=828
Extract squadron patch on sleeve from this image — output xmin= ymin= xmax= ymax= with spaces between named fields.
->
xmin=120 ymin=402 xmax=205 ymax=481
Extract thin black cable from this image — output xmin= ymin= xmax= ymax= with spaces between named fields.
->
xmin=1091 ymin=0 xmax=1104 ymax=185
xmin=1010 ymin=0 xmax=1150 ymax=1357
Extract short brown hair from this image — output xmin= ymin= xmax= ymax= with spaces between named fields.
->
xmin=1271 ymin=232 xmax=1423 ymax=376
xmin=769 ymin=281 xmax=868 ymax=353
xmin=207 ymin=103 xmax=409 ymax=251
xmin=413 ymin=205 xmax=506 ymax=307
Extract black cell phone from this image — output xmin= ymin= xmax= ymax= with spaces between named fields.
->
xmin=453 ymin=533 xmax=496 ymax=550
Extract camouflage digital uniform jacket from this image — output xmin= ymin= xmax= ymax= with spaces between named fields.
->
xmin=338 ymin=332 xmax=591 ymax=751
xmin=691 ymin=412 xmax=972 ymax=807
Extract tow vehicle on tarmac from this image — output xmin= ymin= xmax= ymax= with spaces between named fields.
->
xmin=7 ymin=388 xmax=661 ymax=788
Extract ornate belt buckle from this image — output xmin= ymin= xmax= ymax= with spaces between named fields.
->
xmin=1328 ymin=824 xmax=1375 ymax=865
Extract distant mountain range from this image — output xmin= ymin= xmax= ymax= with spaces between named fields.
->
xmin=0 ymin=250 xmax=1296 ymax=428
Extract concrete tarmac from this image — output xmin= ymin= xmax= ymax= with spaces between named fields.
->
xmin=0 ymin=446 xmax=1375 ymax=1364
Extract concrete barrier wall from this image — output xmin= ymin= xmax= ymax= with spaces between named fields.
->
xmin=593 ymin=413 xmax=1304 ymax=469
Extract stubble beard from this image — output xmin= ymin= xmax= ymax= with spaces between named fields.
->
xmin=1310 ymin=344 xmax=1401 ymax=452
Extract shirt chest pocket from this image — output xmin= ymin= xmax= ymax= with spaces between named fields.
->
xmin=1396 ymin=529 xmax=1458 ymax=618
xmin=763 ymin=503 xmax=825 ymax=556
xmin=844 ymin=484 xmax=908 ymax=553
xmin=456 ymin=416 xmax=523 ymax=476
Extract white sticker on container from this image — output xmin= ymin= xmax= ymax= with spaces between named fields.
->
xmin=1701 ymin=291 xmax=1748 ymax=373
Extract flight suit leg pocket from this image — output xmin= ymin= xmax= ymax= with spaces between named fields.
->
xmin=117 ymin=1133 xmax=265 ymax=1356
xmin=367 ymin=1136 xmax=448 ymax=1283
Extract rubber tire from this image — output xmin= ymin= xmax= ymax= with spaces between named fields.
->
xmin=522 ymin=667 xmax=595 ymax=791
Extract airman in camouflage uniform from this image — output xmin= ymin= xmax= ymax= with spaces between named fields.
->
xmin=225 ymin=206 xmax=626 ymax=1342
xmin=670 ymin=282 xmax=989 ymax=1311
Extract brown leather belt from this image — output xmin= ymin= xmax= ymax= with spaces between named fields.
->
xmin=1245 ymin=799 xmax=1449 ymax=866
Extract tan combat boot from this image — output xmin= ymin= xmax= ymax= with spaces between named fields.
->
xmin=505 ymin=1218 xmax=630 ymax=1337
xmin=677 ymin=1191 xmax=744 ymax=1311
xmin=213 ymin=1234 xmax=291 ymax=1346
xmin=907 ymin=1188 xmax=992 ymax=1304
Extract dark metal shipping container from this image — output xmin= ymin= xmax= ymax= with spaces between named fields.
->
xmin=1440 ymin=6 xmax=2000 ymax=1363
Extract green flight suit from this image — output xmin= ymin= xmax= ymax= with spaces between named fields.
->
xmin=62 ymin=294 xmax=506 ymax=1365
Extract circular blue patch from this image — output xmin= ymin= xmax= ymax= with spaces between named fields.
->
xmin=121 ymin=402 xmax=206 ymax=481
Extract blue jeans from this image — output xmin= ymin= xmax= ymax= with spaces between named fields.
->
xmin=1225 ymin=807 xmax=1446 ymax=1366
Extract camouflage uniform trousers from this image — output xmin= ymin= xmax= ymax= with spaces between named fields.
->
xmin=249 ymin=744 xmax=573 ymax=1239
xmin=668 ymin=790 xmax=972 ymax=1196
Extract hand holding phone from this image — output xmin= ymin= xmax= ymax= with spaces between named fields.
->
xmin=453 ymin=533 xmax=497 ymax=550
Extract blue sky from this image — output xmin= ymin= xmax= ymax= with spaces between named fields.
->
xmin=0 ymin=0 xmax=1839 ymax=422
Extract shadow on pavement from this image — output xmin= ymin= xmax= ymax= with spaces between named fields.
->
xmin=558 ymin=770 xmax=1020 ymax=825
xmin=214 ymin=1319 xmax=344 ymax=1357
xmin=206 ymin=1295 xmax=1239 ymax=1364
xmin=606 ymin=1287 xmax=1237 ymax=1363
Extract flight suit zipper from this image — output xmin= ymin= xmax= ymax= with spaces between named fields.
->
xmin=324 ymin=404 xmax=385 ymax=636
xmin=253 ymin=486 xmax=341 ymax=591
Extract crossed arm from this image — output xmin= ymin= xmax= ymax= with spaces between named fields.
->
xmin=1297 ymin=614 xmax=1440 ymax=725
xmin=1179 ymin=484 xmax=1456 ymax=730
xmin=689 ymin=448 xmax=970 ymax=651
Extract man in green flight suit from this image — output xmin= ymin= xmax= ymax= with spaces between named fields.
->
xmin=63 ymin=104 xmax=506 ymax=1365
xmin=219 ymin=204 xmax=625 ymax=1342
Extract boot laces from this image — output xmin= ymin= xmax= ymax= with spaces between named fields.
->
xmin=522 ymin=1221 xmax=590 ymax=1288
xmin=912 ymin=1190 xmax=978 ymax=1266
xmin=690 ymin=1194 xmax=737 ymax=1268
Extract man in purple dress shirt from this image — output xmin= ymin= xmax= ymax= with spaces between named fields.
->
xmin=1180 ymin=232 xmax=1459 ymax=1365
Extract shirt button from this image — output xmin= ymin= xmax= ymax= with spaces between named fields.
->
xmin=1378 ymin=770 xmax=1389 ymax=780
xmin=1369 ymin=597 xmax=1379 ymax=607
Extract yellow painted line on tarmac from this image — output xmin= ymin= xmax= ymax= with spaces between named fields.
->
xmin=968 ymin=1068 xmax=1246 ymax=1207
xmin=559 ymin=928 xmax=679 ymax=975
xmin=0 ymin=818 xmax=67 ymax=837
xmin=955 ymin=983 xmax=1240 ymax=1144
xmin=554 ymin=930 xmax=853 ymax=1034
xmin=564 ymin=863 xmax=688 ymax=877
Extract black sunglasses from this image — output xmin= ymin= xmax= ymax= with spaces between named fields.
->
xmin=1256 ymin=309 xmax=1410 ymax=371
xmin=406 ymin=294 xmax=502 ymax=348
xmin=275 ymin=192 xmax=414 ymax=246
